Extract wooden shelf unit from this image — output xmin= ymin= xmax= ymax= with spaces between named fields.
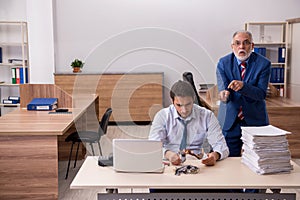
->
xmin=0 ymin=21 xmax=29 ymax=115
xmin=245 ymin=22 xmax=288 ymax=97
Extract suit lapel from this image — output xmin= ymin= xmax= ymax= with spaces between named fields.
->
xmin=244 ymin=53 xmax=256 ymax=82
xmin=233 ymin=59 xmax=241 ymax=80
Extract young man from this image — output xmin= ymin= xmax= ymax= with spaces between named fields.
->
xmin=149 ymin=80 xmax=229 ymax=166
xmin=216 ymin=30 xmax=271 ymax=157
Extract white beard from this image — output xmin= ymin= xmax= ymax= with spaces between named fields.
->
xmin=234 ymin=50 xmax=252 ymax=61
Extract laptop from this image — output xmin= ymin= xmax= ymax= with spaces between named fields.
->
xmin=113 ymin=139 xmax=164 ymax=173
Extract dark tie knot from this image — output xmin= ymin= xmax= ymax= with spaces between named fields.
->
xmin=178 ymin=118 xmax=190 ymax=126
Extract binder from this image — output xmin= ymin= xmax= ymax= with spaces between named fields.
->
xmin=16 ymin=68 xmax=20 ymax=84
xmin=2 ymin=99 xmax=19 ymax=104
xmin=278 ymin=47 xmax=286 ymax=63
xmin=11 ymin=68 xmax=16 ymax=84
xmin=270 ymin=68 xmax=276 ymax=83
xmin=0 ymin=47 xmax=2 ymax=63
xmin=8 ymin=96 xmax=20 ymax=102
xmin=270 ymin=68 xmax=284 ymax=83
xmin=254 ymin=47 xmax=266 ymax=57
xmin=19 ymin=67 xmax=28 ymax=84
xmin=27 ymin=98 xmax=58 ymax=111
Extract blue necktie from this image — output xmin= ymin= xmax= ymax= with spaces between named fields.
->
xmin=179 ymin=119 xmax=188 ymax=151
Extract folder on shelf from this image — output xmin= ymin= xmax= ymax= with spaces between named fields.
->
xmin=254 ymin=47 xmax=266 ymax=57
xmin=278 ymin=47 xmax=286 ymax=63
xmin=3 ymin=96 xmax=21 ymax=104
xmin=16 ymin=68 xmax=20 ymax=84
xmin=270 ymin=68 xmax=284 ymax=83
xmin=8 ymin=96 xmax=20 ymax=101
xmin=11 ymin=68 xmax=16 ymax=84
xmin=27 ymin=98 xmax=58 ymax=111
xmin=0 ymin=47 xmax=2 ymax=63
xmin=2 ymin=99 xmax=19 ymax=104
xmin=19 ymin=67 xmax=28 ymax=84
xmin=8 ymin=96 xmax=20 ymax=102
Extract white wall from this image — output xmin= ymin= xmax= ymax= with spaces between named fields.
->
xmin=0 ymin=0 xmax=26 ymax=20
xmin=26 ymin=0 xmax=54 ymax=83
xmin=1 ymin=0 xmax=300 ymax=102
xmin=53 ymin=0 xmax=300 ymax=104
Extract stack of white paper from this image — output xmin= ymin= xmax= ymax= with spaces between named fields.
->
xmin=241 ymin=125 xmax=293 ymax=175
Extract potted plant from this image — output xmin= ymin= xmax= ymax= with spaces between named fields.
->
xmin=71 ymin=58 xmax=84 ymax=73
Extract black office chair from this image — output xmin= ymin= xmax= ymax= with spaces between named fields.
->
xmin=64 ymin=108 xmax=112 ymax=179
xmin=182 ymin=72 xmax=206 ymax=108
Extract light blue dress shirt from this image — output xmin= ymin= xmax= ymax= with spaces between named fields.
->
xmin=149 ymin=104 xmax=229 ymax=160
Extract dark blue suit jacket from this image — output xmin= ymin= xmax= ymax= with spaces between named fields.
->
xmin=216 ymin=52 xmax=271 ymax=133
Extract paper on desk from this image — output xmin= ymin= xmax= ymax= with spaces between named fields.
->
xmin=241 ymin=125 xmax=293 ymax=175
xmin=241 ymin=156 xmax=293 ymax=175
xmin=241 ymin=125 xmax=291 ymax=136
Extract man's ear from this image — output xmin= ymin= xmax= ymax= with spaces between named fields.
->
xmin=251 ymin=42 xmax=254 ymax=50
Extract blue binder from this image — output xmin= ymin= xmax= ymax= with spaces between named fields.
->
xmin=27 ymin=98 xmax=58 ymax=111
xmin=278 ymin=47 xmax=286 ymax=63
xmin=0 ymin=47 xmax=2 ymax=63
xmin=254 ymin=47 xmax=266 ymax=57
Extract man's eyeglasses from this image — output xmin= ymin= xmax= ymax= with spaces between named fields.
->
xmin=232 ymin=40 xmax=252 ymax=46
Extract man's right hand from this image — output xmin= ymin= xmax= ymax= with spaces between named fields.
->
xmin=165 ymin=151 xmax=181 ymax=165
xmin=219 ymin=90 xmax=230 ymax=102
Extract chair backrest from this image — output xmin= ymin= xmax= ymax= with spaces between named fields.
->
xmin=98 ymin=108 xmax=112 ymax=136
xmin=182 ymin=72 xmax=203 ymax=107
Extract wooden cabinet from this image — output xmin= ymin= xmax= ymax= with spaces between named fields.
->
xmin=245 ymin=22 xmax=288 ymax=97
xmin=54 ymin=73 xmax=164 ymax=123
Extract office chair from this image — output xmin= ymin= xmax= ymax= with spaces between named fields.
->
xmin=182 ymin=72 xmax=206 ymax=108
xmin=64 ymin=108 xmax=112 ymax=179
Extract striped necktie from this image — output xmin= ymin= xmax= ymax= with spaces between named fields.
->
xmin=238 ymin=62 xmax=246 ymax=120
xmin=240 ymin=61 xmax=246 ymax=80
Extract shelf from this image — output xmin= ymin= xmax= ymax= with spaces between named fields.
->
xmin=0 ymin=103 xmax=20 ymax=107
xmin=246 ymin=22 xmax=287 ymax=26
xmin=0 ymin=21 xmax=27 ymax=25
xmin=0 ymin=63 xmax=25 ymax=67
xmin=0 ymin=42 xmax=28 ymax=46
xmin=0 ymin=83 xmax=21 ymax=87
xmin=271 ymin=63 xmax=285 ymax=65
xmin=270 ymin=83 xmax=284 ymax=86
xmin=254 ymin=42 xmax=286 ymax=45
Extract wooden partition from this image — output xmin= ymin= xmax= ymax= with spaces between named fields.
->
xmin=19 ymin=84 xmax=72 ymax=108
xmin=54 ymin=73 xmax=164 ymax=122
xmin=200 ymin=86 xmax=300 ymax=158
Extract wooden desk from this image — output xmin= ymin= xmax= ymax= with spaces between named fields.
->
xmin=0 ymin=87 xmax=99 ymax=199
xmin=199 ymin=87 xmax=300 ymax=158
xmin=71 ymin=156 xmax=300 ymax=193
